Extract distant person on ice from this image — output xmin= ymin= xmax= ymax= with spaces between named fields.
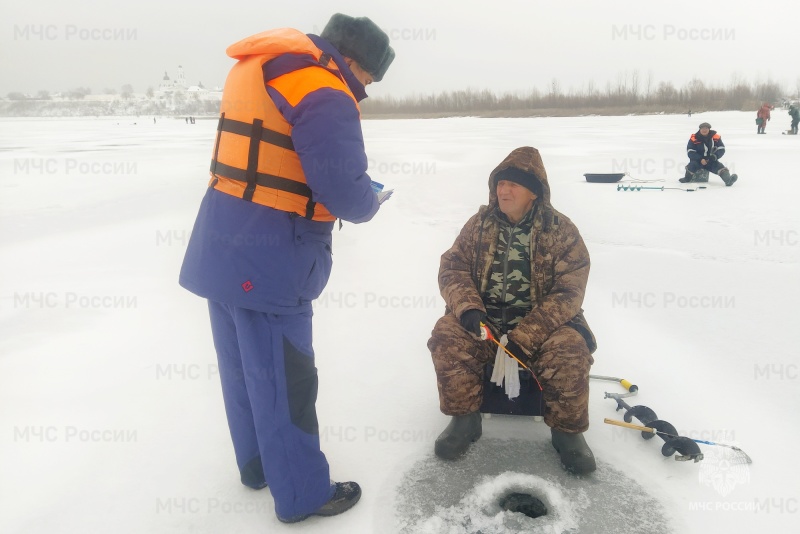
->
xmin=428 ymin=146 xmax=598 ymax=475
xmin=179 ymin=13 xmax=394 ymax=524
xmin=756 ymin=102 xmax=773 ymax=134
xmin=680 ymin=122 xmax=738 ymax=186
xmin=788 ymin=105 xmax=799 ymax=135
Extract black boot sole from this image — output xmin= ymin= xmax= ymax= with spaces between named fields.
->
xmin=278 ymin=483 xmax=362 ymax=523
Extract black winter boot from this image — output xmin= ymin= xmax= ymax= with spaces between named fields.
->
xmin=551 ymin=428 xmax=596 ymax=475
xmin=434 ymin=412 xmax=482 ymax=460
xmin=719 ymin=168 xmax=738 ymax=187
xmin=679 ymin=169 xmax=693 ymax=183
xmin=278 ymin=481 xmax=361 ymax=523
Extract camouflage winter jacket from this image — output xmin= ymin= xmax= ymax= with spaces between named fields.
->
xmin=438 ymin=147 xmax=597 ymax=357
xmin=483 ymin=206 xmax=535 ymax=332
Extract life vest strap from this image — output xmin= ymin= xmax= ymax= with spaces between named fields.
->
xmin=242 ymin=119 xmax=263 ymax=201
xmin=211 ymin=112 xmax=226 ymax=177
xmin=217 ymin=116 xmax=295 ymax=151
xmin=211 ymin=160 xmax=313 ymax=199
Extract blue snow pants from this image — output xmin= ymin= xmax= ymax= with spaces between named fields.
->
xmin=208 ymin=300 xmax=333 ymax=520
xmin=687 ymin=159 xmax=725 ymax=175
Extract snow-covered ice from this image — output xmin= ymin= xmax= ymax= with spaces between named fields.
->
xmin=1 ymin=112 xmax=798 ymax=533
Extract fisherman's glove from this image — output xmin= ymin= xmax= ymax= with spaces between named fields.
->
xmin=459 ymin=309 xmax=485 ymax=336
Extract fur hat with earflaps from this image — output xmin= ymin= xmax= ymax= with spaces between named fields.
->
xmin=321 ymin=13 xmax=395 ymax=82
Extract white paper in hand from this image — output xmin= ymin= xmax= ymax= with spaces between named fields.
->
xmin=371 ymin=180 xmax=393 ymax=204
xmin=377 ymin=189 xmax=394 ymax=204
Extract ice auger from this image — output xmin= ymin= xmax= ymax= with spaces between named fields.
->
xmin=591 ymin=375 xmax=705 ymax=462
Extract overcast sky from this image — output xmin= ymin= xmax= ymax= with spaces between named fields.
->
xmin=2 ymin=0 xmax=798 ymax=98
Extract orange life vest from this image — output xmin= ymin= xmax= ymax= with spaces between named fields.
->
xmin=209 ymin=28 xmax=359 ymax=221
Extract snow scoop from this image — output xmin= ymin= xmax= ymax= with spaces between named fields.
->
xmin=592 ymin=375 xmax=704 ymax=462
xmin=604 ymin=418 xmax=752 ymax=464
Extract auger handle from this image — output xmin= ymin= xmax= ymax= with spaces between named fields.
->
xmin=590 ymin=375 xmax=638 ymax=393
xmin=604 ymin=418 xmax=655 ymax=433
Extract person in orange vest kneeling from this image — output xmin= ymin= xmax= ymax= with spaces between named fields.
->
xmin=179 ymin=13 xmax=394 ymax=524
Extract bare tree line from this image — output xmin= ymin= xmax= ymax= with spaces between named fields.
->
xmin=362 ymin=73 xmax=795 ymax=116
xmin=4 ymin=72 xmax=797 ymax=118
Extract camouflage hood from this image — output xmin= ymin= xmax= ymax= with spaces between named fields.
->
xmin=486 ymin=146 xmax=556 ymax=230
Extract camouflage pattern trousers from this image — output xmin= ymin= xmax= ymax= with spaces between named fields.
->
xmin=428 ymin=313 xmax=594 ymax=433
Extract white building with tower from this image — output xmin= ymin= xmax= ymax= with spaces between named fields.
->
xmin=157 ymin=66 xmax=188 ymax=95
xmin=154 ymin=66 xmax=221 ymax=108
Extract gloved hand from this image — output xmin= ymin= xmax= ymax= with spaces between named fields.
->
xmin=459 ymin=309 xmax=485 ymax=336
xmin=708 ymin=154 xmax=717 ymax=162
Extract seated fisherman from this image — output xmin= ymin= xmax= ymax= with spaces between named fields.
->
xmin=680 ymin=122 xmax=738 ymax=186
xmin=427 ymin=146 xmax=598 ymax=475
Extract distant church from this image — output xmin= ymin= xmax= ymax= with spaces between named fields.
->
xmin=155 ymin=66 xmax=218 ymax=96
xmin=157 ymin=66 xmax=189 ymax=95
xmin=154 ymin=66 xmax=221 ymax=108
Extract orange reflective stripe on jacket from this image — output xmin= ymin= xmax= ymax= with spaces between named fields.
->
xmin=690 ymin=133 xmax=720 ymax=143
xmin=209 ymin=28 xmax=357 ymax=221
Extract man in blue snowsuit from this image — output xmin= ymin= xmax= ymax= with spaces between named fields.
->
xmin=179 ymin=14 xmax=394 ymax=523
xmin=680 ymin=122 xmax=738 ymax=186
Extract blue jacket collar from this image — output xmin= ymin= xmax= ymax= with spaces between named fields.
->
xmin=307 ymin=34 xmax=368 ymax=102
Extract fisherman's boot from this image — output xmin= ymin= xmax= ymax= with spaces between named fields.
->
xmin=434 ymin=412 xmax=482 ymax=460
xmin=278 ymin=481 xmax=362 ymax=523
xmin=679 ymin=169 xmax=693 ymax=183
xmin=719 ymin=168 xmax=738 ymax=187
xmin=551 ymin=428 xmax=596 ymax=475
